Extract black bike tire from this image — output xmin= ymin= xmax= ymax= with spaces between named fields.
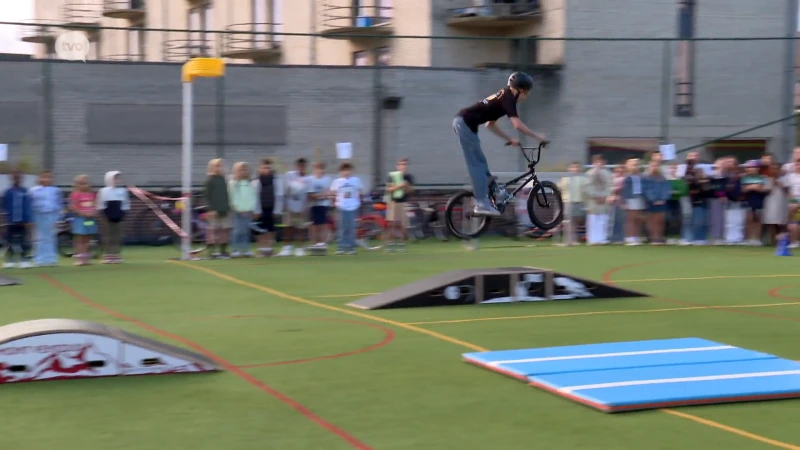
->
xmin=444 ymin=190 xmax=492 ymax=239
xmin=527 ymin=181 xmax=564 ymax=231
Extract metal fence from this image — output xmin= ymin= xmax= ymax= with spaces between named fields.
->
xmin=0 ymin=19 xmax=797 ymax=188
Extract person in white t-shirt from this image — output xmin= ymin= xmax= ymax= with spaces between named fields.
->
xmin=781 ymin=147 xmax=800 ymax=174
xmin=278 ymin=158 xmax=311 ymax=257
xmin=330 ymin=162 xmax=362 ymax=255
xmin=308 ymin=161 xmax=333 ymax=248
xmin=785 ymin=162 xmax=800 ymax=248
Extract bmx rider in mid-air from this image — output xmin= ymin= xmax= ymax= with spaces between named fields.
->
xmin=453 ymin=71 xmax=548 ymax=217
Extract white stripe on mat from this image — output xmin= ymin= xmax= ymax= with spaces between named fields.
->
xmin=487 ymin=346 xmax=734 ymax=367
xmin=559 ymin=370 xmax=800 ymax=393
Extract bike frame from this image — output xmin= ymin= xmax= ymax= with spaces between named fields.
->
xmin=494 ymin=143 xmax=551 ymax=208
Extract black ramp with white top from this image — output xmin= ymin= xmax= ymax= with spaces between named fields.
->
xmin=347 ymin=267 xmax=648 ymax=310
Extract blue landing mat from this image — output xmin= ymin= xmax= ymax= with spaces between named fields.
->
xmin=463 ymin=338 xmax=800 ymax=412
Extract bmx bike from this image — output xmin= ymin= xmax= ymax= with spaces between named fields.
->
xmin=444 ymin=142 xmax=564 ymax=240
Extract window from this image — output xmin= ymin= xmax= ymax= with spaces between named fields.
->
xmin=586 ymin=138 xmax=658 ymax=166
xmin=353 ymin=50 xmax=369 ymax=66
xmin=253 ymin=0 xmax=268 ymax=45
xmin=705 ymin=139 xmax=767 ymax=164
xmin=377 ymin=0 xmax=392 ymax=23
xmin=188 ymin=2 xmax=212 ymax=56
xmin=128 ymin=26 xmax=144 ymax=60
xmin=511 ymin=36 xmax=538 ymax=69
xmin=675 ymin=0 xmax=695 ymax=117
xmin=271 ymin=0 xmax=283 ymax=42
xmin=377 ymin=47 xmax=390 ymax=66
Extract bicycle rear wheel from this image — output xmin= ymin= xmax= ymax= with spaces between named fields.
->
xmin=444 ymin=191 xmax=491 ymax=239
xmin=527 ymin=181 xmax=564 ymax=230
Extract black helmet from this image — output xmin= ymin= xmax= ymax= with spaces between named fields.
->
xmin=508 ymin=72 xmax=533 ymax=91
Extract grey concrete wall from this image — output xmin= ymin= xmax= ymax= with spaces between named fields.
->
xmin=0 ymin=0 xmax=790 ymax=186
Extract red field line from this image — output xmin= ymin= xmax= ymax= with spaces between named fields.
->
xmin=767 ymin=286 xmax=800 ymax=303
xmin=192 ymin=315 xmax=396 ymax=369
xmin=40 ymin=274 xmax=374 ymax=450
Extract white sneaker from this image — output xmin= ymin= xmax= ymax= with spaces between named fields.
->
xmin=231 ymin=251 xmax=241 ymax=258
xmin=294 ymin=248 xmax=306 ymax=257
xmin=244 ymin=251 xmax=255 ymax=257
xmin=2 ymin=262 xmax=16 ymax=269
xmin=19 ymin=261 xmax=32 ymax=269
xmin=277 ymin=246 xmax=293 ymax=257
xmin=472 ymin=205 xmax=501 ymax=217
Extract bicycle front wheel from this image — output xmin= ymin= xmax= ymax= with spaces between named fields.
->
xmin=444 ymin=191 xmax=491 ymax=240
xmin=527 ymin=181 xmax=564 ymax=230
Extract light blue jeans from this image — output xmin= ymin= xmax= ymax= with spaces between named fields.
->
xmin=453 ymin=116 xmax=492 ymax=208
xmin=338 ymin=209 xmax=357 ymax=250
xmin=231 ymin=212 xmax=252 ymax=253
xmin=691 ymin=205 xmax=708 ymax=242
xmin=33 ymin=211 xmax=60 ymax=265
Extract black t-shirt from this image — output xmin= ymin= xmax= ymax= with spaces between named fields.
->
xmin=457 ymin=87 xmax=519 ymax=133
xmin=387 ymin=173 xmax=414 ymax=203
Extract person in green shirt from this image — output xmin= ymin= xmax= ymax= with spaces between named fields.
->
xmin=666 ymin=163 xmax=689 ymax=242
xmin=228 ymin=162 xmax=258 ymax=257
xmin=204 ymin=158 xmax=231 ymax=259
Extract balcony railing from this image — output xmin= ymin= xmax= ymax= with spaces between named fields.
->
xmin=61 ymin=0 xmax=102 ymax=27
xmin=163 ymin=39 xmax=212 ymax=62
xmin=19 ymin=19 xmax=62 ymax=44
xmin=448 ymin=1 xmax=542 ymax=28
xmin=320 ymin=3 xmax=393 ymax=39
xmin=105 ymin=53 xmax=145 ymax=62
xmin=103 ymin=0 xmax=146 ymax=21
xmin=221 ymin=23 xmax=282 ymax=63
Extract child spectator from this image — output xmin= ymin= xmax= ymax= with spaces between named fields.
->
xmin=723 ymin=158 xmax=746 ymax=245
xmin=762 ymin=162 xmax=789 ymax=245
xmin=308 ymin=161 xmax=333 ymax=250
xmin=688 ymin=167 xmax=712 ymax=245
xmin=228 ymin=162 xmax=257 ymax=257
xmin=29 ymin=169 xmax=61 ymax=267
xmin=96 ymin=170 xmax=130 ymax=264
xmin=330 ymin=162 xmax=362 ymax=255
xmin=384 ymin=158 xmax=414 ymax=252
xmin=252 ymin=159 xmax=282 ymax=256
xmin=665 ymin=164 xmax=689 ymax=244
xmin=786 ymin=162 xmax=800 ymax=247
xmin=740 ymin=161 xmax=768 ymax=246
xmin=622 ymin=158 xmax=646 ymax=246
xmin=68 ymin=174 xmax=97 ymax=266
xmin=278 ymin=158 xmax=311 ymax=257
xmin=643 ymin=160 xmax=671 ymax=245
xmin=608 ymin=166 xmax=626 ymax=244
xmin=706 ymin=159 xmax=728 ymax=245
xmin=584 ymin=155 xmax=612 ymax=245
xmin=204 ymin=158 xmax=231 ymax=259
xmin=557 ymin=162 xmax=586 ymax=245
xmin=2 ymin=169 xmax=32 ymax=268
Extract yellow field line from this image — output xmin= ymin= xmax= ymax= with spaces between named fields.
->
xmin=171 ymin=261 xmax=800 ymax=450
xmin=407 ymin=302 xmax=800 ymax=325
xmin=614 ymin=274 xmax=800 ymax=283
xmin=170 ymin=261 xmax=485 ymax=352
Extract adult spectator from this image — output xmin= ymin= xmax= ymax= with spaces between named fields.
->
xmin=557 ymin=162 xmax=586 ymax=245
xmin=584 ymin=155 xmax=612 ymax=245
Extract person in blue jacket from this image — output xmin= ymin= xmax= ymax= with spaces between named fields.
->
xmin=2 ymin=169 xmax=33 ymax=268
xmin=643 ymin=160 xmax=672 ymax=244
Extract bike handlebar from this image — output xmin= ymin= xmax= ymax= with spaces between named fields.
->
xmin=506 ymin=141 xmax=548 ymax=166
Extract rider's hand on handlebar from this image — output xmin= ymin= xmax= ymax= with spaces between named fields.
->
xmin=505 ymin=138 xmax=520 ymax=147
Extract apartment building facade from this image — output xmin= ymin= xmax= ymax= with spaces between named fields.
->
xmin=24 ymin=0 xmax=561 ymax=67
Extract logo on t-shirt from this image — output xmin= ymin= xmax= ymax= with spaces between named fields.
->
xmin=481 ymin=89 xmax=504 ymax=105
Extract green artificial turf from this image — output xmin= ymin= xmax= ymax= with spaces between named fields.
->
xmin=1 ymin=241 xmax=799 ymax=450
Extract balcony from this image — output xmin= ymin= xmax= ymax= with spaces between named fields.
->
xmin=103 ymin=0 xmax=146 ymax=21
xmin=61 ymin=0 xmax=102 ymax=30
xmin=448 ymin=1 xmax=542 ymax=29
xmin=320 ymin=3 xmax=393 ymax=39
xmin=222 ymin=23 xmax=282 ymax=63
xmin=163 ymin=39 xmax=213 ymax=62
xmin=19 ymin=19 xmax=61 ymax=44
xmin=105 ymin=53 xmax=145 ymax=62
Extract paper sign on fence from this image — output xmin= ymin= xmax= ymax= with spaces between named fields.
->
xmin=0 ymin=144 xmax=7 ymax=162
xmin=659 ymin=144 xmax=676 ymax=161
xmin=336 ymin=142 xmax=353 ymax=160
